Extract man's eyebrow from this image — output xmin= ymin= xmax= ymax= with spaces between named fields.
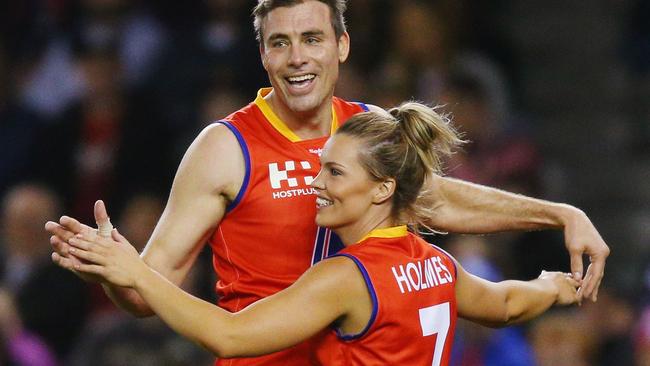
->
xmin=267 ymin=29 xmax=325 ymax=42
xmin=267 ymin=33 xmax=289 ymax=42
xmin=302 ymin=30 xmax=325 ymax=37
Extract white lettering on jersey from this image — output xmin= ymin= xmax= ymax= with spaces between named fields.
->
xmin=308 ymin=148 xmax=323 ymax=156
xmin=391 ymin=256 xmax=454 ymax=294
xmin=268 ymin=161 xmax=316 ymax=199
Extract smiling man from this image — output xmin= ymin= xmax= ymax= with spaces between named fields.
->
xmin=46 ymin=1 xmax=609 ymax=365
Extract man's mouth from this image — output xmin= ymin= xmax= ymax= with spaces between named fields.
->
xmin=286 ymin=74 xmax=316 ymax=88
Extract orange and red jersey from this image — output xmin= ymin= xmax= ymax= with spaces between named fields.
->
xmin=209 ymin=88 xmax=367 ymax=365
xmin=316 ymin=226 xmax=458 ymax=366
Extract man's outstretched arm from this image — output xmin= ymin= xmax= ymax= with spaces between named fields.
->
xmin=424 ymin=174 xmax=609 ymax=302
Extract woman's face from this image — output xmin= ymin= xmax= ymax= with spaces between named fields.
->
xmin=311 ymin=134 xmax=383 ymax=230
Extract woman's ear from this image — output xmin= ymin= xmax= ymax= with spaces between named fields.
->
xmin=373 ymin=178 xmax=396 ymax=204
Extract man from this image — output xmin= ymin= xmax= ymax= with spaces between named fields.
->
xmin=46 ymin=1 xmax=609 ymax=365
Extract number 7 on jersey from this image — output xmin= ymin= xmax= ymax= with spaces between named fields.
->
xmin=419 ymin=302 xmax=451 ymax=366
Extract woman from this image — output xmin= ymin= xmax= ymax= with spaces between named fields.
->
xmin=67 ymin=102 xmax=580 ymax=365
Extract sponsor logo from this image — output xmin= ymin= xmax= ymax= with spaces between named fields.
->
xmin=308 ymin=148 xmax=323 ymax=156
xmin=268 ymin=161 xmax=317 ymax=199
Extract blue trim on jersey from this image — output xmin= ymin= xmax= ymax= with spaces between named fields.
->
xmin=429 ymin=243 xmax=458 ymax=280
xmin=327 ymin=232 xmax=345 ymax=257
xmin=217 ymin=121 xmax=251 ymax=212
xmin=356 ymin=102 xmax=370 ymax=112
xmin=312 ymin=228 xmax=346 ymax=265
xmin=312 ymin=227 xmax=329 ymax=265
xmin=331 ymin=253 xmax=378 ymax=341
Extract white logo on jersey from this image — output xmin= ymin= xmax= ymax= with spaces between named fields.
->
xmin=308 ymin=148 xmax=323 ymax=156
xmin=268 ymin=161 xmax=316 ymax=199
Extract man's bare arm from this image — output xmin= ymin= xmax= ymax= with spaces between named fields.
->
xmin=424 ymin=174 xmax=609 ymax=302
xmin=46 ymin=123 xmax=245 ymax=316
xmin=365 ymin=103 xmax=609 ymax=301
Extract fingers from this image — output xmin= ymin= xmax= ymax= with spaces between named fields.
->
xmin=68 ymin=245 xmax=106 ymax=266
xmin=112 ymin=229 xmax=128 ymax=245
xmin=45 ymin=221 xmax=76 ymax=243
xmin=74 ymin=262 xmax=105 ymax=276
xmin=51 ymin=252 xmax=81 ymax=271
xmin=582 ymin=260 xmax=605 ymax=302
xmin=569 ymin=252 xmax=584 ymax=282
xmin=95 ymin=200 xmax=113 ymax=237
xmin=59 ymin=215 xmax=93 ymax=235
xmin=50 ymin=234 xmax=72 ymax=257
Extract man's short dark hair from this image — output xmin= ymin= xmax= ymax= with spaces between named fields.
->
xmin=252 ymin=0 xmax=347 ymax=44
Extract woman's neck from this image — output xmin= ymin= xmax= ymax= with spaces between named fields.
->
xmin=334 ymin=211 xmax=397 ymax=246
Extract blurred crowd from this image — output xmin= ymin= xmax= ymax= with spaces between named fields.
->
xmin=0 ymin=0 xmax=648 ymax=365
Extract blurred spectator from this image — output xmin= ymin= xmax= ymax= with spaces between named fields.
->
xmin=66 ymin=313 xmax=213 ymax=366
xmin=529 ymin=311 xmax=595 ymax=366
xmin=18 ymin=0 xmax=167 ymax=118
xmin=0 ymin=183 xmax=91 ymax=361
xmin=438 ymin=71 xmax=568 ymax=281
xmin=371 ymin=1 xmax=510 ymax=112
xmin=1 ymin=184 xmax=60 ymax=291
xmin=0 ymin=288 xmax=58 ymax=366
xmin=0 ymin=41 xmax=48 ymax=197
xmin=440 ymin=72 xmax=540 ymax=195
xmin=582 ymin=288 xmax=637 ymax=366
xmin=148 ymin=0 xmax=264 ymax=147
xmin=637 ymin=306 xmax=650 ymax=366
xmin=30 ymin=35 xmax=173 ymax=223
xmin=447 ymin=236 xmax=537 ymax=366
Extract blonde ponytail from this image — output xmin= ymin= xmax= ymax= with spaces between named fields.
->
xmin=337 ymin=102 xmax=464 ymax=230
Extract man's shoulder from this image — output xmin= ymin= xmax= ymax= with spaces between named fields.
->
xmin=220 ymin=101 xmax=259 ymax=124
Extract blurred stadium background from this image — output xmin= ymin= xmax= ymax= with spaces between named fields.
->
xmin=0 ymin=0 xmax=648 ymax=365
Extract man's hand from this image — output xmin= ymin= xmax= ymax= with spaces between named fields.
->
xmin=563 ymin=208 xmax=610 ymax=302
xmin=44 ymin=200 xmax=113 ymax=283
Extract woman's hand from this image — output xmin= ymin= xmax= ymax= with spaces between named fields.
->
xmin=538 ymin=270 xmax=581 ymax=306
xmin=68 ymin=229 xmax=147 ymax=288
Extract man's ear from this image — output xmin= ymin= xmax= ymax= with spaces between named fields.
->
xmin=373 ymin=178 xmax=395 ymax=204
xmin=260 ymin=44 xmax=269 ymax=70
xmin=338 ymin=31 xmax=350 ymax=63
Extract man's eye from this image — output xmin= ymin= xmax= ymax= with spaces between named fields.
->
xmin=272 ymin=40 xmax=288 ymax=47
xmin=331 ymin=168 xmax=341 ymax=176
xmin=306 ymin=37 xmax=320 ymax=44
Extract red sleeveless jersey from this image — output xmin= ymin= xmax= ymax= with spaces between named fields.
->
xmin=315 ymin=226 xmax=458 ymax=366
xmin=209 ymin=88 xmax=367 ymax=366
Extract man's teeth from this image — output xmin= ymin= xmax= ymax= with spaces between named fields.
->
xmin=316 ymin=197 xmax=333 ymax=208
xmin=288 ymin=74 xmax=315 ymax=83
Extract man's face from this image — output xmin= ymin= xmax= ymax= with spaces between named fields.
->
xmin=260 ymin=1 xmax=349 ymax=116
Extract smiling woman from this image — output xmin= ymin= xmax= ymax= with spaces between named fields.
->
xmin=312 ymin=103 xmax=464 ymax=243
xmin=65 ymin=101 xmax=582 ymax=366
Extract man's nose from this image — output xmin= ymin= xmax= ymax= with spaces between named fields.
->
xmin=288 ymin=44 xmax=308 ymax=67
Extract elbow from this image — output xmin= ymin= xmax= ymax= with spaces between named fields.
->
xmin=196 ymin=318 xmax=247 ymax=359
xmin=201 ymin=334 xmax=244 ymax=359
xmin=489 ymin=308 xmax=517 ymax=328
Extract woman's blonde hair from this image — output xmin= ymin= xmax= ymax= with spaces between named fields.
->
xmin=336 ymin=102 xmax=464 ymax=230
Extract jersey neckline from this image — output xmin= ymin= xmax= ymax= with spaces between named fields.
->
xmin=254 ymin=88 xmax=339 ymax=142
xmin=359 ymin=225 xmax=408 ymax=243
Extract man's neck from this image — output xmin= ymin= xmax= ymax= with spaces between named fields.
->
xmin=266 ymin=91 xmax=333 ymax=140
